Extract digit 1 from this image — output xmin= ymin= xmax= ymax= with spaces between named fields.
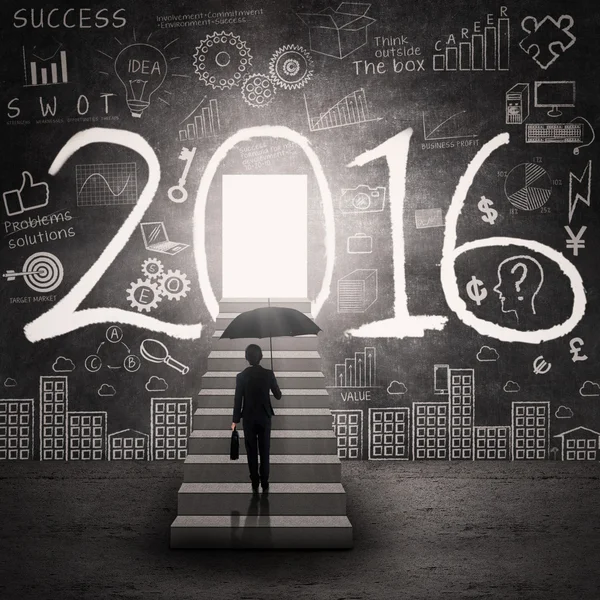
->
xmin=344 ymin=128 xmax=448 ymax=338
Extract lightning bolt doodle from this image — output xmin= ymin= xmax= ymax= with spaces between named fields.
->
xmin=568 ymin=160 xmax=592 ymax=223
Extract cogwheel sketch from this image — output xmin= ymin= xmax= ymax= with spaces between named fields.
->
xmin=241 ymin=73 xmax=276 ymax=108
xmin=269 ymin=44 xmax=314 ymax=90
xmin=158 ymin=269 xmax=191 ymax=301
xmin=141 ymin=257 xmax=165 ymax=280
xmin=193 ymin=31 xmax=252 ymax=90
xmin=126 ymin=278 xmax=163 ymax=312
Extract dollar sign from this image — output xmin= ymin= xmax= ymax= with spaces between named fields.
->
xmin=466 ymin=275 xmax=488 ymax=306
xmin=478 ymin=196 xmax=498 ymax=224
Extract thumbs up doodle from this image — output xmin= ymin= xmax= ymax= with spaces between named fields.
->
xmin=3 ymin=171 xmax=49 ymax=216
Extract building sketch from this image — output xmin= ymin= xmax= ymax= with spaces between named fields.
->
xmin=39 ymin=376 xmax=68 ymax=461
xmin=512 ymin=401 xmax=550 ymax=460
xmin=332 ymin=409 xmax=363 ymax=460
xmin=475 ymin=426 xmax=511 ymax=460
xmin=0 ymin=399 xmax=34 ymax=460
xmin=554 ymin=426 xmax=600 ymax=461
xmin=109 ymin=429 xmax=149 ymax=461
xmin=412 ymin=402 xmax=448 ymax=460
xmin=150 ymin=398 xmax=192 ymax=460
xmin=368 ymin=407 xmax=410 ymax=460
xmin=67 ymin=411 xmax=107 ymax=460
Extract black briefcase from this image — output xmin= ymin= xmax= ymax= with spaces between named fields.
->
xmin=230 ymin=427 xmax=240 ymax=460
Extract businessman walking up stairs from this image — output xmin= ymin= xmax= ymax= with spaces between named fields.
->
xmin=170 ymin=298 xmax=353 ymax=549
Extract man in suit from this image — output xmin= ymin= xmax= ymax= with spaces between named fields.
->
xmin=231 ymin=344 xmax=282 ymax=493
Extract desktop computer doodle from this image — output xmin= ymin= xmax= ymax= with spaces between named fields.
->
xmin=506 ymin=83 xmax=530 ymax=124
xmin=140 ymin=222 xmax=189 ymax=255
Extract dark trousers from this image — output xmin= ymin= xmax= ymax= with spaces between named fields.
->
xmin=242 ymin=418 xmax=271 ymax=485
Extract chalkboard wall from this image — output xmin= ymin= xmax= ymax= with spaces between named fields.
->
xmin=2 ymin=0 xmax=599 ymax=462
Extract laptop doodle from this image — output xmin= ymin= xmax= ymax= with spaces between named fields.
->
xmin=140 ymin=222 xmax=189 ymax=256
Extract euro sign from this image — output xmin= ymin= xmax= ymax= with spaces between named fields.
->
xmin=533 ymin=355 xmax=551 ymax=375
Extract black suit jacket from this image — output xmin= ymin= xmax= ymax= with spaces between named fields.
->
xmin=232 ymin=365 xmax=282 ymax=424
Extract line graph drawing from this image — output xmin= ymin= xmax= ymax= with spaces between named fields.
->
xmin=422 ymin=111 xmax=478 ymax=140
xmin=305 ymin=88 xmax=381 ymax=132
xmin=75 ymin=163 xmax=138 ymax=206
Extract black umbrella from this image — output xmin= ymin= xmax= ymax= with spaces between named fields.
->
xmin=220 ymin=303 xmax=322 ymax=370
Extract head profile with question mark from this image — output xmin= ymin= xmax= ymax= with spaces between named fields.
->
xmin=493 ymin=255 xmax=544 ymax=321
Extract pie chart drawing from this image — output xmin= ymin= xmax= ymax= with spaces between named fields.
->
xmin=504 ymin=163 xmax=552 ymax=211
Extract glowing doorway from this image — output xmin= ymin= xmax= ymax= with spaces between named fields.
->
xmin=222 ymin=174 xmax=308 ymax=298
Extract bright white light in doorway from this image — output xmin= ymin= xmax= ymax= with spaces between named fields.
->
xmin=222 ymin=174 xmax=307 ymax=299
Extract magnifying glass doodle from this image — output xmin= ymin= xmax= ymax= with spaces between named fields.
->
xmin=140 ymin=339 xmax=189 ymax=374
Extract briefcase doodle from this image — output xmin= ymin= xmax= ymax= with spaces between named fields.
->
xmin=346 ymin=232 xmax=373 ymax=254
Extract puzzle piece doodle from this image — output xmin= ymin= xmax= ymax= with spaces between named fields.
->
xmin=519 ymin=15 xmax=576 ymax=69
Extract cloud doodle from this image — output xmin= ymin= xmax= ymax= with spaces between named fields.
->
xmin=145 ymin=376 xmax=168 ymax=392
xmin=579 ymin=381 xmax=600 ymax=397
xmin=477 ymin=346 xmax=499 ymax=362
xmin=52 ymin=356 xmax=75 ymax=373
xmin=98 ymin=384 xmax=116 ymax=397
xmin=387 ymin=380 xmax=407 ymax=395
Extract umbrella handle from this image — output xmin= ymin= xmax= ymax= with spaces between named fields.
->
xmin=268 ymin=298 xmax=274 ymax=371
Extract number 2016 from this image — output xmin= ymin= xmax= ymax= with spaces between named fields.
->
xmin=24 ymin=127 xmax=585 ymax=345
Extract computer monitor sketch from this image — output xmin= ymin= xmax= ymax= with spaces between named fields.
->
xmin=534 ymin=81 xmax=575 ymax=118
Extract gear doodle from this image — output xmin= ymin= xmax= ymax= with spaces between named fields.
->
xmin=269 ymin=45 xmax=314 ymax=90
xmin=158 ymin=269 xmax=191 ymax=301
xmin=126 ymin=278 xmax=163 ymax=312
xmin=241 ymin=73 xmax=276 ymax=108
xmin=141 ymin=257 xmax=165 ymax=280
xmin=193 ymin=31 xmax=252 ymax=90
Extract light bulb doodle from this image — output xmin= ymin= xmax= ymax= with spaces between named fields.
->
xmin=114 ymin=43 xmax=167 ymax=118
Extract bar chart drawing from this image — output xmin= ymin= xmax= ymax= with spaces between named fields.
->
xmin=178 ymin=97 xmax=221 ymax=142
xmin=433 ymin=16 xmax=510 ymax=72
xmin=23 ymin=45 xmax=69 ymax=87
xmin=304 ymin=88 xmax=381 ymax=132
xmin=333 ymin=346 xmax=377 ymax=388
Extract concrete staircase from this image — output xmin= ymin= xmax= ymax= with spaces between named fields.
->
xmin=170 ymin=299 xmax=353 ymax=549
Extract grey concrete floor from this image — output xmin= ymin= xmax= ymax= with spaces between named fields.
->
xmin=0 ymin=460 xmax=599 ymax=600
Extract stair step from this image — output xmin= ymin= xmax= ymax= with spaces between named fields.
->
xmin=193 ymin=408 xmax=333 ymax=430
xmin=170 ymin=515 xmax=353 ymax=549
xmin=208 ymin=351 xmax=321 ymax=371
xmin=177 ymin=483 xmax=347 ymax=515
xmin=218 ymin=298 xmax=313 ymax=313
xmin=183 ymin=454 xmax=341 ymax=483
xmin=198 ymin=388 xmax=330 ymax=409
xmin=188 ymin=429 xmax=337 ymax=455
xmin=201 ymin=371 xmax=326 ymax=389
xmin=213 ymin=333 xmax=319 ymax=351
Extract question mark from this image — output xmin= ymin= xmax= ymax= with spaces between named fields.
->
xmin=510 ymin=263 xmax=528 ymax=300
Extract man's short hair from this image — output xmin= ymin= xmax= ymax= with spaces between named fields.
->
xmin=245 ymin=344 xmax=262 ymax=366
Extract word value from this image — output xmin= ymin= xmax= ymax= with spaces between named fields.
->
xmin=341 ymin=390 xmax=371 ymax=402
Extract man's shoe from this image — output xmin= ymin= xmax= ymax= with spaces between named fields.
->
xmin=261 ymin=481 xmax=269 ymax=492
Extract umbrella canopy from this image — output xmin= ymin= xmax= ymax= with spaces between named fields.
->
xmin=220 ymin=306 xmax=322 ymax=369
xmin=221 ymin=307 xmax=321 ymax=339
